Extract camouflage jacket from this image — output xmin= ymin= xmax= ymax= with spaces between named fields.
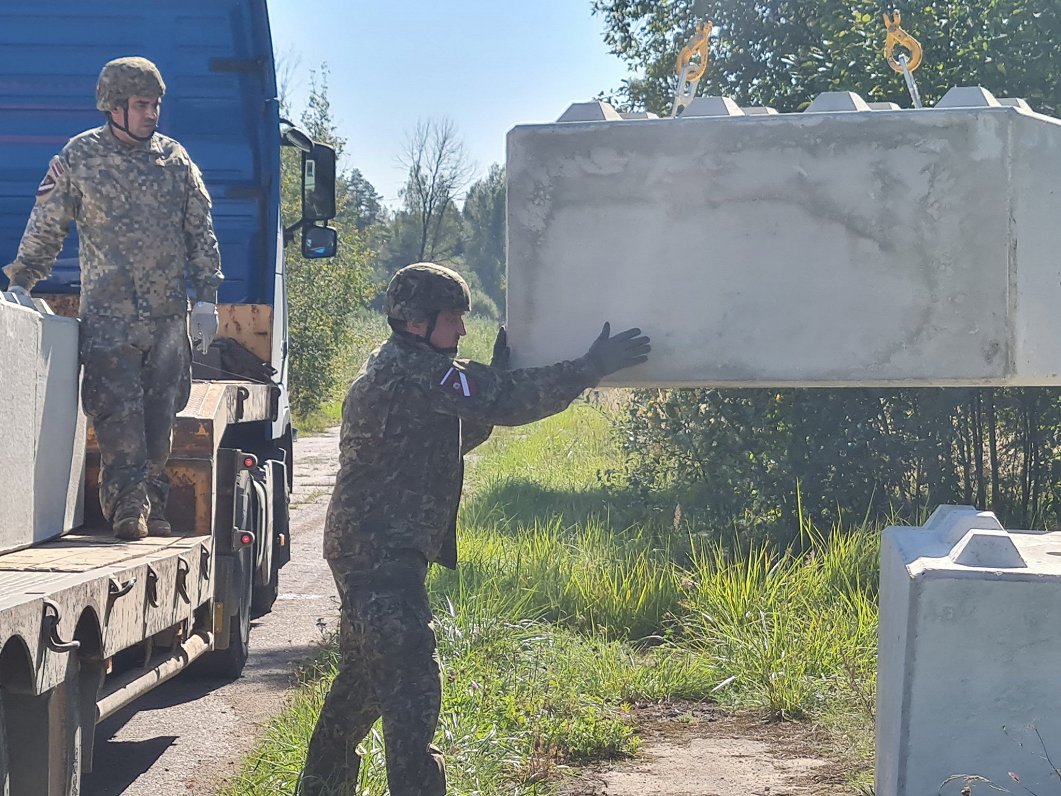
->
xmin=2 ymin=126 xmax=222 ymax=318
xmin=324 ymin=332 xmax=602 ymax=569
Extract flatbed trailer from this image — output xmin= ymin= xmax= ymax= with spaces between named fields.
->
xmin=0 ymin=376 xmax=280 ymax=793
xmin=0 ymin=1 xmax=339 ymax=790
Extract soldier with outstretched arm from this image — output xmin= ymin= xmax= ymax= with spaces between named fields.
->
xmin=299 ymin=262 xmax=650 ymax=795
xmin=2 ymin=57 xmax=223 ymax=539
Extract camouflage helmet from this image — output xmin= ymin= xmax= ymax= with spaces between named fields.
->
xmin=96 ymin=57 xmax=166 ymax=111
xmin=386 ymin=262 xmax=471 ymax=322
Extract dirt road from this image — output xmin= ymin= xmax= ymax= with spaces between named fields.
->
xmin=81 ymin=428 xmax=342 ymax=796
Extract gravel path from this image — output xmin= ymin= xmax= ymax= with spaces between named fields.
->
xmin=81 ymin=428 xmax=342 ymax=796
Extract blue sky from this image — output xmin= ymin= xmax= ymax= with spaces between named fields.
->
xmin=268 ymin=0 xmax=632 ymax=206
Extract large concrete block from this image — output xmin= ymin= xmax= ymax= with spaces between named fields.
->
xmin=877 ymin=506 xmax=1061 ymax=795
xmin=506 ymin=93 xmax=1061 ymax=386
xmin=0 ymin=294 xmax=84 ymax=552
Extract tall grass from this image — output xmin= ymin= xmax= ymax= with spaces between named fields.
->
xmin=229 ymin=401 xmax=880 ymax=795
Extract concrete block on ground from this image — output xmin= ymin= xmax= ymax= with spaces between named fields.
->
xmin=877 ymin=508 xmax=1061 ymax=795
xmin=506 ymin=98 xmax=1061 ymax=386
xmin=0 ymin=295 xmax=84 ymax=552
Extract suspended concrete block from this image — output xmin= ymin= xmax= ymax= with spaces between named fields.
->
xmin=0 ymin=294 xmax=84 ymax=552
xmin=506 ymin=96 xmax=1061 ymax=386
xmin=877 ymin=507 xmax=1061 ymax=795
xmin=556 ymin=101 xmax=622 ymax=123
xmin=935 ymin=85 xmax=1001 ymax=108
xmin=805 ymin=90 xmax=871 ymax=112
xmin=680 ymin=96 xmax=744 ymax=117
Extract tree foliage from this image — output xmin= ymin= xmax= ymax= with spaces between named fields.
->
xmin=592 ymin=0 xmax=1061 ymax=537
xmin=372 ymin=120 xmax=505 ymax=318
xmin=282 ymin=67 xmax=376 ymax=419
xmin=592 ymin=0 xmax=1061 ymax=115
xmin=462 ymin=164 xmax=507 ymax=313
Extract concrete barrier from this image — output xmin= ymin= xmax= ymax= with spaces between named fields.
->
xmin=0 ymin=293 xmax=84 ymax=551
xmin=506 ymin=88 xmax=1061 ymax=387
xmin=877 ymin=505 xmax=1061 ymax=795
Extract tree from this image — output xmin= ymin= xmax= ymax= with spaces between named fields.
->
xmin=345 ymin=168 xmax=383 ymax=232
xmin=592 ymin=0 xmax=1061 ymax=536
xmin=592 ymin=1 xmax=1061 ymax=116
xmin=397 ymin=118 xmax=475 ymax=265
xmin=281 ymin=66 xmax=376 ymax=418
xmin=462 ymin=164 xmax=506 ymax=312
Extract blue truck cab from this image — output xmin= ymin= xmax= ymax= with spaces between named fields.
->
xmin=0 ymin=3 xmax=335 ymax=791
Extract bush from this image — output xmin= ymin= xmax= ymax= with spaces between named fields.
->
xmin=619 ymin=387 xmax=1061 ymax=543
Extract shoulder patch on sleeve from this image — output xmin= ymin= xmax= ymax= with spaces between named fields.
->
xmin=439 ymin=364 xmax=477 ymax=398
xmin=35 ymin=157 xmax=64 ymax=200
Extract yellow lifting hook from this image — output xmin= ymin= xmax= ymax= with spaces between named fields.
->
xmin=671 ymin=19 xmax=714 ymax=117
xmin=675 ymin=19 xmax=713 ymax=83
xmin=883 ymin=10 xmax=923 ymax=73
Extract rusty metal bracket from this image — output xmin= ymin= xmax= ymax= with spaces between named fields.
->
xmin=236 ymin=386 xmax=250 ymax=421
xmin=42 ymin=599 xmax=81 ymax=653
xmin=200 ymin=544 xmax=211 ymax=580
xmin=175 ymin=558 xmax=191 ymax=604
xmin=146 ymin=565 xmax=160 ymax=608
xmin=108 ymin=576 xmax=136 ymax=601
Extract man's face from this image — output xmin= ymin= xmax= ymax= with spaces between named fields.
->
xmin=109 ymin=94 xmax=161 ymax=142
xmin=406 ymin=310 xmax=466 ymax=353
xmin=430 ymin=310 xmax=467 ymax=352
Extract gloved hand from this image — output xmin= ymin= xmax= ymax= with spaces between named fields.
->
xmin=7 ymin=285 xmax=29 ymax=298
xmin=190 ymin=301 xmax=219 ymax=354
xmin=585 ymin=322 xmax=651 ymax=377
xmin=490 ymin=325 xmax=511 ymax=369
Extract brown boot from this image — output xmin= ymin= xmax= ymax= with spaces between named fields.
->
xmin=113 ymin=515 xmax=148 ymax=540
xmin=147 ymin=516 xmax=172 ymax=537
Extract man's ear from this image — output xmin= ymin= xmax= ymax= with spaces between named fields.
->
xmin=405 ymin=319 xmax=429 ymax=337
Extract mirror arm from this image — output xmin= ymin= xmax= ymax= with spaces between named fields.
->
xmin=283 ymin=219 xmax=308 ymax=246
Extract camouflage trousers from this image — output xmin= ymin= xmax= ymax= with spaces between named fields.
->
xmin=80 ymin=314 xmax=191 ymax=523
xmin=301 ymin=555 xmax=446 ymax=796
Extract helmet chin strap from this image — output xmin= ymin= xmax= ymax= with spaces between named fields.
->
xmin=106 ymin=105 xmax=154 ymax=143
xmin=423 ymin=311 xmax=458 ymax=356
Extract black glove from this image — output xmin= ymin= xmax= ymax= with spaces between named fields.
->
xmin=491 ymin=325 xmax=511 ymax=369
xmin=585 ymin=322 xmax=651 ymax=376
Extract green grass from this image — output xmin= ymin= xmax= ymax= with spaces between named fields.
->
xmin=229 ymin=400 xmax=879 ymax=795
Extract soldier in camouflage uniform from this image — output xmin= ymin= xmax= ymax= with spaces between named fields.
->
xmin=299 ymin=262 xmax=651 ymax=795
xmin=2 ymin=57 xmax=223 ymax=539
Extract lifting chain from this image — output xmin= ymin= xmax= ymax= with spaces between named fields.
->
xmin=671 ymin=19 xmax=713 ymax=118
xmin=883 ymin=11 xmax=924 ymax=108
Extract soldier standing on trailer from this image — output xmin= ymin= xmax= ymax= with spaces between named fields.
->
xmin=2 ymin=56 xmax=223 ymax=539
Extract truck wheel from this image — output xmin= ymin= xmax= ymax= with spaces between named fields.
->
xmin=0 ymin=692 xmax=9 ymax=796
xmin=197 ymin=548 xmax=253 ymax=679
xmin=251 ymin=555 xmax=279 ymax=618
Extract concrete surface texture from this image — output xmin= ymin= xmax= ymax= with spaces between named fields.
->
xmin=506 ymin=88 xmax=1061 ymax=387
xmin=0 ymin=293 xmax=84 ymax=552
xmin=877 ymin=505 xmax=1061 ymax=796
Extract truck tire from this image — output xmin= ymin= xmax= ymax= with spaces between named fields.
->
xmin=197 ymin=547 xmax=253 ymax=679
xmin=0 ymin=693 xmax=9 ymax=796
xmin=251 ymin=555 xmax=279 ymax=618
xmin=251 ymin=467 xmax=289 ymax=618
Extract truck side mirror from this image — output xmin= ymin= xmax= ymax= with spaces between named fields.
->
xmin=302 ymin=143 xmax=337 ymax=222
xmin=302 ymin=224 xmax=338 ymax=259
